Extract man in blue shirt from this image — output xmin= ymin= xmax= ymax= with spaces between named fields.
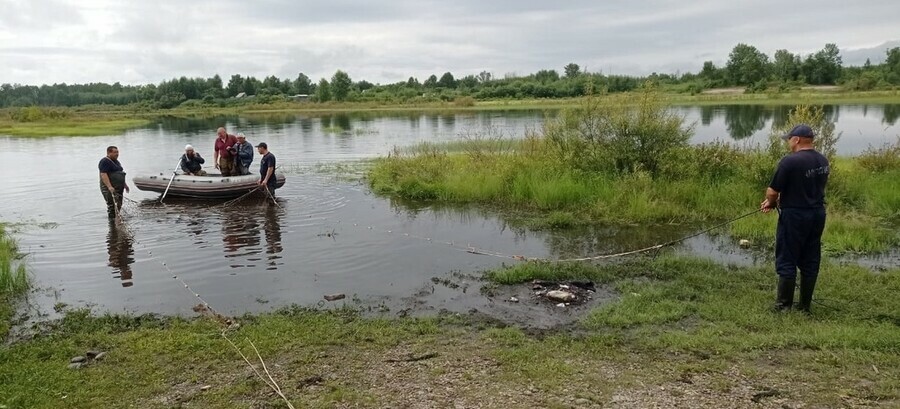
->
xmin=256 ymin=142 xmax=277 ymax=196
xmin=99 ymin=146 xmax=130 ymax=219
xmin=233 ymin=133 xmax=254 ymax=175
xmin=760 ymin=124 xmax=829 ymax=313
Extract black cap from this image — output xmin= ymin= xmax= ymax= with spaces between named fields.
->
xmin=255 ymin=142 xmax=267 ymax=149
xmin=782 ymin=124 xmax=815 ymax=140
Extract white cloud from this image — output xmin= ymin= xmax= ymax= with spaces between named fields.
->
xmin=0 ymin=0 xmax=898 ymax=85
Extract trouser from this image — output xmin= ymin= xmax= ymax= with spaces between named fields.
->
xmin=775 ymin=207 xmax=826 ymax=280
xmin=264 ymin=182 xmax=277 ymax=198
xmin=218 ymin=157 xmax=235 ymax=176
xmin=101 ymin=184 xmax=124 ymax=219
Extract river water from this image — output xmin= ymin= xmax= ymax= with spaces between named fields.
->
xmin=0 ymin=104 xmax=897 ymax=317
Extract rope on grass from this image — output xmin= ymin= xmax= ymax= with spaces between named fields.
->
xmin=109 ymin=209 xmax=297 ymax=408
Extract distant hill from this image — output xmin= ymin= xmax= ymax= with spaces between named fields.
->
xmin=841 ymin=40 xmax=900 ymax=66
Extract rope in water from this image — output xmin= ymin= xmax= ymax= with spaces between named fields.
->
xmin=342 ymin=208 xmax=763 ymax=263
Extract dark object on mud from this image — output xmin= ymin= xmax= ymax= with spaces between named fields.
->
xmin=751 ymin=388 xmax=782 ymax=403
xmin=531 ymin=280 xmax=596 ymax=306
xmin=324 ymin=293 xmax=346 ymax=301
xmin=299 ymin=375 xmax=325 ymax=388
xmin=385 ymin=352 xmax=439 ymax=363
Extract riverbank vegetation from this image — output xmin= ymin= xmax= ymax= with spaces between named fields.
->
xmin=0 ymin=106 xmax=149 ymax=137
xmin=1 ymin=256 xmax=897 ymax=408
xmin=1 ymin=88 xmax=897 ymax=138
xmin=369 ymin=94 xmax=900 ymax=254
xmin=2 ymin=43 xmax=898 ymax=110
xmin=0 ymin=225 xmax=28 ymax=337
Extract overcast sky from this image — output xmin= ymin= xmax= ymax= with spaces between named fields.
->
xmin=1 ymin=0 xmax=898 ymax=86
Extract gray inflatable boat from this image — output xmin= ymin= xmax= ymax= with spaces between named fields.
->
xmin=133 ymin=172 xmax=286 ymax=199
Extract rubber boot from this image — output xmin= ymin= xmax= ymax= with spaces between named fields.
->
xmin=797 ymin=276 xmax=817 ymax=314
xmin=773 ymin=278 xmax=795 ymax=312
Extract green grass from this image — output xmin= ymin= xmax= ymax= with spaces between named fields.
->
xmin=1 ymin=224 xmax=28 ymax=338
xmin=1 ymin=256 xmax=898 ymax=407
xmin=485 ymin=256 xmax=900 ymax=355
xmin=0 ymin=118 xmax=149 ymax=137
xmin=369 ymin=140 xmax=900 ymax=254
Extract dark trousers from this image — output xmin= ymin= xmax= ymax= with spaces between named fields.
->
xmin=775 ymin=207 xmax=826 ymax=280
xmin=101 ymin=185 xmax=124 ymax=218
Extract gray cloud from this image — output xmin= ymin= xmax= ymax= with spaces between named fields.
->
xmin=1 ymin=0 xmax=898 ymax=85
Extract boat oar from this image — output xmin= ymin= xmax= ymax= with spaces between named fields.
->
xmin=159 ymin=159 xmax=182 ymax=203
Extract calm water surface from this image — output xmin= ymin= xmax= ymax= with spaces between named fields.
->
xmin=0 ymin=104 xmax=896 ymax=316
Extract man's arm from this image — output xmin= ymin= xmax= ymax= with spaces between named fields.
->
xmin=100 ymin=172 xmax=114 ymax=191
xmin=760 ymin=187 xmax=779 ymax=213
xmin=261 ymin=166 xmax=274 ymax=185
xmin=196 ymin=153 xmax=205 ymax=164
xmin=180 ymin=155 xmax=190 ymax=173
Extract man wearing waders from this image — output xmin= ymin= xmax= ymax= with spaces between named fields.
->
xmin=99 ymin=146 xmax=130 ymax=219
xmin=760 ymin=124 xmax=829 ymax=314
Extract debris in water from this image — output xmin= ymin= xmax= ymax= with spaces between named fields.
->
xmin=324 ymin=293 xmax=346 ymax=301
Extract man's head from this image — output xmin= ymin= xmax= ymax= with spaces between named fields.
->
xmin=255 ymin=142 xmax=268 ymax=154
xmin=106 ymin=146 xmax=119 ymax=160
xmin=185 ymin=144 xmax=195 ymax=155
xmin=782 ymin=124 xmax=815 ymax=152
xmin=217 ymin=127 xmax=227 ymax=139
xmin=236 ymin=133 xmax=246 ymax=143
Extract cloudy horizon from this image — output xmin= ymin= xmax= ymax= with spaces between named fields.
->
xmin=1 ymin=0 xmax=898 ymax=86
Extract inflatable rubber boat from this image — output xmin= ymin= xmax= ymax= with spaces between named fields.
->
xmin=133 ymin=172 xmax=286 ymax=199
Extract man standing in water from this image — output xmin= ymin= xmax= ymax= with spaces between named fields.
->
xmin=256 ymin=142 xmax=277 ymax=196
xmin=99 ymin=146 xmax=130 ymax=219
xmin=213 ymin=127 xmax=238 ymax=176
xmin=760 ymin=124 xmax=829 ymax=314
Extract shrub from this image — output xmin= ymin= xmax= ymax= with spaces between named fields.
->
xmin=452 ymin=96 xmax=475 ymax=107
xmin=856 ymin=138 xmax=900 ymax=172
xmin=544 ymin=91 xmax=693 ymax=177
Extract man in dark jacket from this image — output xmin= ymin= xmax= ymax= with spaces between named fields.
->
xmin=99 ymin=146 xmax=130 ymax=219
xmin=760 ymin=124 xmax=830 ymax=314
xmin=233 ymin=133 xmax=254 ymax=175
xmin=180 ymin=145 xmax=207 ymax=176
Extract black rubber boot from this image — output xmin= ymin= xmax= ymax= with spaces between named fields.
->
xmin=797 ymin=276 xmax=818 ymax=314
xmin=773 ymin=278 xmax=795 ymax=312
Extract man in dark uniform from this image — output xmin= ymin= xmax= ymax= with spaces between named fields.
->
xmin=99 ymin=146 xmax=130 ymax=219
xmin=760 ymin=124 xmax=830 ymax=313
xmin=256 ymin=142 xmax=277 ymax=196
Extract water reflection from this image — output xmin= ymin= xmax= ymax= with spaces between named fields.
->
xmin=106 ymin=221 xmax=135 ymax=287
xmin=884 ymin=105 xmax=900 ymax=126
xmin=388 ymin=198 xmax=698 ymax=260
xmin=219 ymin=201 xmax=284 ymax=269
xmin=724 ymin=105 xmax=770 ymax=139
xmin=139 ymin=105 xmax=898 ymax=152
xmin=263 ymin=204 xmax=284 ymax=269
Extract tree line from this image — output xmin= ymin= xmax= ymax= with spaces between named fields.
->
xmin=1 ymin=43 xmax=898 ymax=108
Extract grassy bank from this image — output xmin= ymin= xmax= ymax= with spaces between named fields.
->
xmin=0 ymin=225 xmax=28 ymax=338
xmin=0 ymin=118 xmax=150 ymax=137
xmin=1 ymin=256 xmax=897 ymax=408
xmin=2 ymin=89 xmax=898 ymax=137
xmin=369 ymin=97 xmax=900 ymax=254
